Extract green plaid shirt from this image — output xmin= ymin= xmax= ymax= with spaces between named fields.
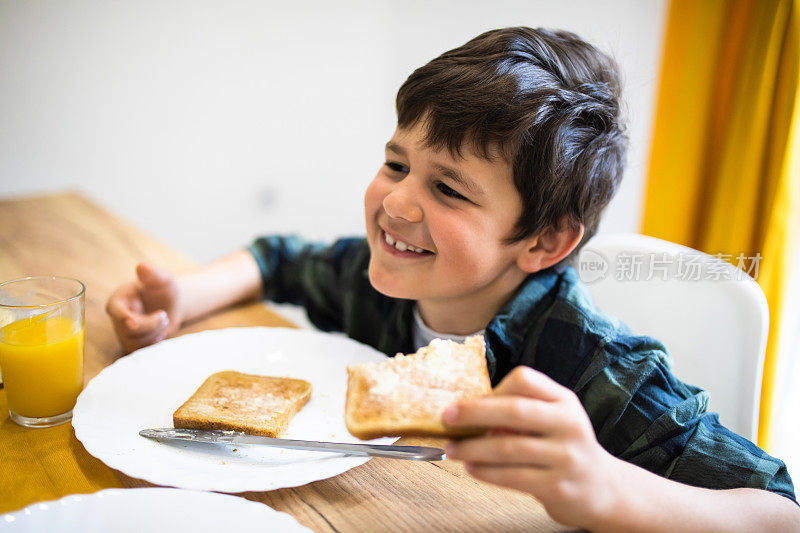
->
xmin=249 ymin=235 xmax=796 ymax=501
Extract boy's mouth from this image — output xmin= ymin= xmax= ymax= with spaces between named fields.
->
xmin=380 ymin=230 xmax=434 ymax=257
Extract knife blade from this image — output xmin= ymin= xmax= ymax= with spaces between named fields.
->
xmin=139 ymin=428 xmax=446 ymax=461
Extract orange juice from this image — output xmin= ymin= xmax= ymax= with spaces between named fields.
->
xmin=0 ymin=315 xmax=84 ymax=418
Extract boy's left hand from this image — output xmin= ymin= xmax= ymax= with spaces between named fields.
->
xmin=443 ymin=366 xmax=620 ymax=528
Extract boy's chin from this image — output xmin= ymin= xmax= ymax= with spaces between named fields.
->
xmin=367 ymin=264 xmax=419 ymax=300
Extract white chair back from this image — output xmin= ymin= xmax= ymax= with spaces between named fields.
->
xmin=577 ymin=233 xmax=768 ymax=441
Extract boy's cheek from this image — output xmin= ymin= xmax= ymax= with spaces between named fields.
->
xmin=363 ymin=177 xmax=385 ymax=217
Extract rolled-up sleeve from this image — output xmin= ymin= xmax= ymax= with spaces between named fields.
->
xmin=248 ymin=236 xmax=365 ymax=332
xmin=582 ymin=341 xmax=796 ymax=503
xmin=667 ymin=414 xmax=796 ymax=502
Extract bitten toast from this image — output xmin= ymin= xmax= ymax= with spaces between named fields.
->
xmin=345 ymin=335 xmax=491 ymax=440
xmin=173 ymin=370 xmax=312 ymax=437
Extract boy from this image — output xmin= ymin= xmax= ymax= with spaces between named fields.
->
xmin=107 ymin=27 xmax=799 ymax=530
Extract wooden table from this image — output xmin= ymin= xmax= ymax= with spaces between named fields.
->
xmin=0 ymin=192 xmax=567 ymax=532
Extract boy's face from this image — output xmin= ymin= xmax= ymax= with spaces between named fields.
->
xmin=364 ymin=122 xmax=532 ymax=310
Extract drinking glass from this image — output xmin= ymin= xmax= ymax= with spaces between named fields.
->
xmin=0 ymin=277 xmax=85 ymax=427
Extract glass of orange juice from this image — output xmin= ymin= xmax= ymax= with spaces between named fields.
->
xmin=0 ymin=276 xmax=85 ymax=427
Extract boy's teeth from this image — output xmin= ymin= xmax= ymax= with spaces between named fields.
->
xmin=384 ymin=232 xmax=426 ymax=254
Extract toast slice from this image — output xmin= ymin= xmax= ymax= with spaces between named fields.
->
xmin=345 ymin=335 xmax=491 ymax=440
xmin=173 ymin=370 xmax=312 ymax=437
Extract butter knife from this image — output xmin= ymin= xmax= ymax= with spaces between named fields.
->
xmin=139 ymin=428 xmax=446 ymax=461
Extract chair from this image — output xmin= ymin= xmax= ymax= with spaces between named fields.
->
xmin=577 ymin=233 xmax=768 ymax=441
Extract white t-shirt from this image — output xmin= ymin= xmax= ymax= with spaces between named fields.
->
xmin=412 ymin=304 xmax=485 ymax=350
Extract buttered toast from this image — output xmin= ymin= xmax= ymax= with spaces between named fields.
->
xmin=345 ymin=335 xmax=491 ymax=440
xmin=173 ymin=371 xmax=312 ymax=437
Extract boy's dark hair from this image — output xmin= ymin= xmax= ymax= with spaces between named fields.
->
xmin=396 ymin=27 xmax=627 ymax=259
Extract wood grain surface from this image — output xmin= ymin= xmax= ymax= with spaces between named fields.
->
xmin=0 ymin=192 xmax=569 ymax=531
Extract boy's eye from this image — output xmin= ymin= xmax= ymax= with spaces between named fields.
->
xmin=435 ymin=181 xmax=468 ymax=201
xmin=384 ymin=162 xmax=409 ymax=173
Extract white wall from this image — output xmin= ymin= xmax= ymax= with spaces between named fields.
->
xmin=0 ymin=0 xmax=666 ymax=263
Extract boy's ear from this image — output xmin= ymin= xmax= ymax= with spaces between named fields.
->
xmin=516 ymin=219 xmax=585 ymax=273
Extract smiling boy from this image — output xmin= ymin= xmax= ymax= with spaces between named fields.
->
xmin=107 ymin=27 xmax=799 ymax=530
xmin=366 ymin=123 xmax=552 ymax=336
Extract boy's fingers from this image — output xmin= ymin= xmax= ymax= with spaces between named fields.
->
xmin=124 ymin=310 xmax=169 ymax=337
xmin=127 ymin=324 xmax=168 ymax=346
xmin=105 ymin=296 xmax=134 ymax=322
xmin=446 ymin=435 xmax=561 ymax=467
xmin=136 ymin=263 xmax=172 ymax=288
xmin=106 ymin=295 xmax=166 ymax=335
xmin=120 ymin=327 xmax=168 ymax=353
xmin=105 ymin=284 xmax=145 ymax=322
xmin=494 ymin=366 xmax=567 ymax=402
xmin=106 ymin=294 xmax=145 ymax=328
xmin=443 ymin=396 xmax=561 ymax=434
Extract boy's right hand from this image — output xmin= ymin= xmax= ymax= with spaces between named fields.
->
xmin=105 ymin=263 xmax=184 ymax=353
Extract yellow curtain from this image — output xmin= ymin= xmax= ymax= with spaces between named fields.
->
xmin=643 ymin=0 xmax=800 ymax=451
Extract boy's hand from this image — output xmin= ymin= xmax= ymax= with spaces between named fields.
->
xmin=105 ymin=263 xmax=184 ymax=353
xmin=443 ymin=366 xmax=621 ymax=529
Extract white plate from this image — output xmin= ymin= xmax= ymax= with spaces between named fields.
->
xmin=0 ymin=488 xmax=310 ymax=532
xmin=73 ymin=327 xmax=396 ymax=492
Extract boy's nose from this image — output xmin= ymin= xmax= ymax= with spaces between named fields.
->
xmin=383 ymin=183 xmax=423 ymax=223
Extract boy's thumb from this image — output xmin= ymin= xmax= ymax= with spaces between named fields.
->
xmin=136 ymin=263 xmax=171 ymax=287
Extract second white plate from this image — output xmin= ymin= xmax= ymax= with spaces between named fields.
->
xmin=0 ymin=489 xmax=310 ymax=532
xmin=73 ymin=327 xmax=396 ymax=492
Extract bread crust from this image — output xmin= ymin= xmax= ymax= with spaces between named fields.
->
xmin=173 ymin=370 xmax=312 ymax=437
xmin=345 ymin=335 xmax=491 ymax=440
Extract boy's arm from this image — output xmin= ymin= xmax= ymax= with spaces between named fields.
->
xmin=175 ymin=249 xmax=263 ymax=323
xmin=106 ymin=250 xmax=262 ymax=353
xmin=188 ymin=235 xmax=359 ymax=324
xmin=108 ymin=235 xmax=365 ymax=352
xmin=444 ymin=367 xmax=800 ymax=532
xmin=598 ymin=458 xmax=800 ymax=532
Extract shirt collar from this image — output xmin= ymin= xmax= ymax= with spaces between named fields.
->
xmin=412 ymin=304 xmax=485 ymax=350
xmin=484 ymin=264 xmax=574 ymax=383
